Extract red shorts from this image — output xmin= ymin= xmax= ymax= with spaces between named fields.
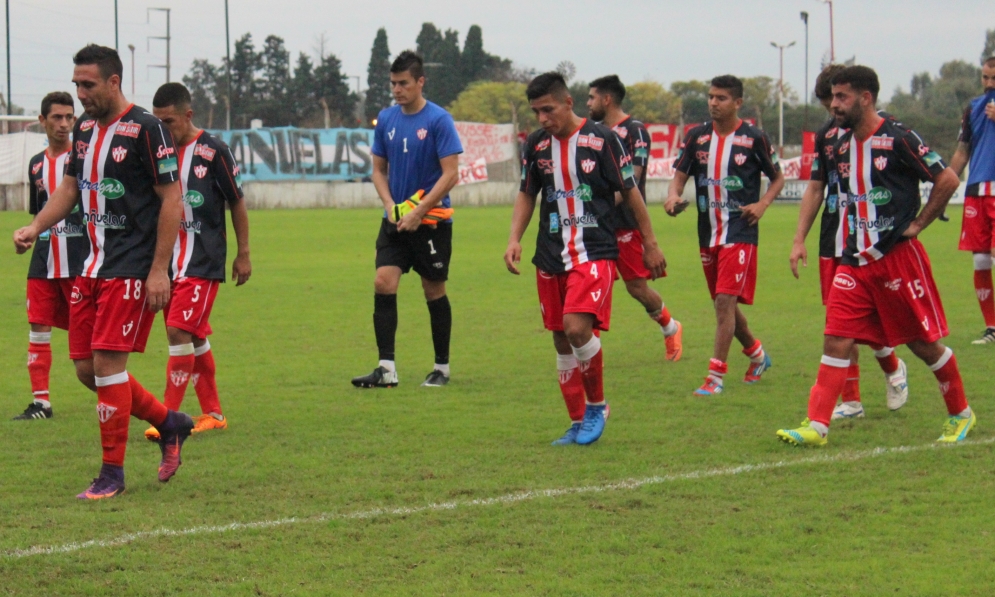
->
xmin=615 ymin=228 xmax=666 ymax=282
xmin=68 ymin=277 xmax=157 ymax=360
xmin=165 ymin=277 xmax=220 ymax=338
xmin=536 ymin=260 xmax=615 ymax=332
xmin=825 ymin=239 xmax=948 ymax=347
xmin=700 ymin=243 xmax=757 ymax=304
xmin=958 ymin=196 xmax=995 ymax=252
xmin=26 ymin=278 xmax=74 ymax=330
xmin=819 ymin=257 xmax=842 ymax=305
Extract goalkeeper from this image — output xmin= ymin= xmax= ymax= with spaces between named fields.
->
xmin=352 ymin=50 xmax=464 ymax=390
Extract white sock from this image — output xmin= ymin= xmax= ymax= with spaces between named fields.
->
xmin=809 ymin=421 xmax=829 ymax=437
xmin=660 ymin=319 xmax=678 ymax=336
xmin=572 ymin=335 xmax=601 ymax=364
xmin=194 ymin=340 xmax=212 ymax=357
xmin=33 ymin=397 xmax=51 ymax=408
xmin=957 ymin=407 xmax=973 ymax=418
xmin=378 ymin=360 xmax=396 ymax=373
xmin=169 ymin=343 xmax=195 ymax=356
xmin=29 ymin=331 xmax=52 ymax=344
xmin=434 ymin=363 xmax=450 ymax=376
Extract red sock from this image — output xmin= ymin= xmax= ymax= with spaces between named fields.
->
xmin=807 ymin=358 xmax=850 ymax=426
xmin=557 ymin=363 xmax=586 ymax=423
xmin=742 ymin=339 xmax=765 ymax=362
xmin=707 ymin=358 xmax=728 ymax=382
xmin=842 ymin=363 xmax=861 ymax=403
xmin=974 ymin=269 xmax=995 ymax=327
xmin=652 ymin=306 xmax=673 ymax=327
xmin=95 ymin=376 xmax=132 ymax=467
xmin=129 ymin=374 xmax=167 ymax=426
xmin=870 ymin=345 xmax=899 ymax=375
xmin=27 ymin=341 xmax=53 ymax=405
xmin=193 ymin=348 xmax=222 ymax=415
xmin=164 ymin=354 xmax=195 ymax=411
xmin=931 ymin=350 xmax=969 ymax=415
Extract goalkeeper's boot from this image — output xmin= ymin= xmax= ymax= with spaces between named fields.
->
xmin=776 ymin=423 xmax=828 ymax=447
xmin=351 ymin=366 xmax=399 ymax=388
xmin=937 ymin=410 xmax=977 ymax=443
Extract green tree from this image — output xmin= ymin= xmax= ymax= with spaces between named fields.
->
xmin=448 ymin=81 xmax=537 ymax=132
xmin=289 ymin=52 xmax=317 ymax=125
xmin=258 ymin=35 xmax=292 ymax=126
xmin=315 ymin=51 xmax=357 ymax=126
xmin=229 ymin=33 xmax=262 ymax=128
xmin=182 ymin=58 xmax=220 ymax=128
xmin=416 ymin=23 xmax=464 ymax=107
xmin=365 ymin=28 xmax=392 ymax=125
xmin=622 ymin=81 xmax=681 ymax=123
xmin=569 ymin=80 xmax=589 ymax=115
xmin=460 ymin=25 xmax=487 ymax=86
xmin=671 ymin=80 xmax=710 ymax=124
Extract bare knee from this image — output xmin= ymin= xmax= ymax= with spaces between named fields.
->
xmin=421 ymin=278 xmax=446 ymax=301
xmin=74 ymin=359 xmax=97 ymax=392
xmin=166 ymin=326 xmax=194 ymax=346
xmin=562 ymin=315 xmax=594 ymax=347
xmin=552 ymin=331 xmax=573 ymax=355
xmin=374 ymin=267 xmax=401 ymax=295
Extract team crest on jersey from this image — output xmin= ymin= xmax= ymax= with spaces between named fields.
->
xmin=170 ymin=371 xmax=190 ymax=387
xmin=696 ymin=151 xmax=709 ymax=164
xmin=838 ymin=141 xmax=850 ymax=155
xmin=613 ymin=126 xmax=628 ymax=139
xmin=76 ymin=140 xmax=89 ymax=158
xmin=577 ymin=135 xmax=604 ymax=151
xmin=918 ymin=144 xmax=929 ymax=156
xmin=697 ymin=134 xmax=711 ymax=145
xmin=838 ymin=162 xmax=851 ymax=178
xmin=535 ymin=138 xmax=550 ymax=152
xmin=112 ymin=147 xmax=128 ymax=163
xmin=32 ymin=161 xmax=43 ymax=175
xmin=731 ymin=136 xmax=754 ymax=148
xmin=96 ymin=402 xmax=118 ymax=423
xmin=417 ymin=128 xmax=428 ymax=140
xmin=581 ymin=159 xmax=596 ymax=174
xmin=874 ymin=156 xmax=888 ymax=171
xmin=194 ymin=165 xmax=208 ymax=179
xmin=194 ymin=144 xmax=216 ymax=161
xmin=79 ymin=120 xmax=96 ymax=132
xmin=116 ymin=122 xmax=141 ymax=138
xmin=871 ymin=136 xmax=894 ymax=150
xmin=537 ymin=158 xmax=555 ymax=174
xmin=825 ymin=127 xmax=838 ymax=139
xmin=734 ymin=153 xmax=747 ymax=166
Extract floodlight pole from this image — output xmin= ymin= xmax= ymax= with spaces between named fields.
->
xmin=147 ymin=8 xmax=171 ymax=82
xmin=818 ymin=0 xmax=835 ymax=62
xmin=801 ymin=11 xmax=809 ymax=131
xmin=114 ymin=0 xmax=119 ymax=51
xmin=771 ymin=40 xmax=796 ymax=153
xmin=5 ymin=0 xmax=10 ymax=117
xmin=225 ymin=0 xmax=231 ymax=130
xmin=128 ymin=44 xmax=135 ymax=97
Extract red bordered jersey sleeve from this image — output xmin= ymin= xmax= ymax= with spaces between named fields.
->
xmin=673 ymin=126 xmax=701 ymax=176
xmin=896 ymin=129 xmax=947 ymax=182
xmin=631 ymin=122 xmax=650 ymax=168
xmin=603 ymin=131 xmax=636 ymax=193
xmin=519 ymin=136 xmax=542 ymax=196
xmin=753 ymin=130 xmax=781 ymax=180
xmin=213 ymin=141 xmax=244 ymax=205
xmin=141 ymin=120 xmax=179 ymax=185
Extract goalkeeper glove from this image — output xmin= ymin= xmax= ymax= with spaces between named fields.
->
xmin=421 ymin=207 xmax=454 ymax=226
xmin=392 ymin=189 xmax=425 ymax=221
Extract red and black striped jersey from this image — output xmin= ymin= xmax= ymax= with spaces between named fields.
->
xmin=610 ymin=116 xmax=650 ymax=230
xmin=66 ymin=104 xmax=179 ymax=279
xmin=834 ymin=117 xmax=947 ymax=266
xmin=170 ymin=131 xmax=244 ymax=281
xmin=520 ymin=119 xmax=635 ymax=274
xmin=674 ymin=120 xmax=780 ymax=248
xmin=27 ymin=149 xmax=87 ymax=279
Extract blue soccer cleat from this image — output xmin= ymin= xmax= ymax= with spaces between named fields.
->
xmin=551 ymin=423 xmax=581 ymax=446
xmin=576 ymin=403 xmax=606 ymax=445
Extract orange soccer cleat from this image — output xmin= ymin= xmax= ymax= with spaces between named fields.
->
xmin=192 ymin=413 xmax=227 ymax=434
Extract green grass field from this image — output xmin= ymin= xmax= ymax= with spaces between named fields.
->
xmin=1 ymin=204 xmax=992 ymax=596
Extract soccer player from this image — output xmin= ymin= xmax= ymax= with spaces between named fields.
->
xmin=949 ymin=55 xmax=995 ymax=345
xmin=13 ymin=92 xmax=86 ymax=421
xmin=142 ymin=82 xmax=251 ymax=440
xmin=777 ymin=66 xmax=976 ymax=446
xmin=352 ymin=51 xmax=463 ymax=389
xmin=505 ymin=72 xmax=666 ymax=445
xmin=587 ymin=75 xmax=683 ymax=361
xmin=789 ymin=64 xmax=909 ymax=419
xmin=13 ymin=45 xmax=194 ymax=499
xmin=664 ymin=75 xmax=784 ymax=396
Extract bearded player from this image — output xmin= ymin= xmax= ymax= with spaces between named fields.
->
xmin=505 ymin=72 xmax=666 ymax=446
xmin=587 ymin=75 xmax=683 ymax=361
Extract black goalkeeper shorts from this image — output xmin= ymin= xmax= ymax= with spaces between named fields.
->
xmin=375 ymin=218 xmax=452 ymax=281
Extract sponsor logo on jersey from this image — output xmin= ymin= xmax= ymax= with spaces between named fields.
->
xmin=116 ymin=122 xmax=141 ymax=138
xmin=700 ymin=252 xmax=714 ymax=265
xmin=122 ymin=321 xmax=134 ymax=336
xmin=180 ymin=220 xmax=203 ymax=233
xmin=697 ymin=134 xmax=711 ymax=145
xmin=76 ymin=140 xmax=89 ymax=158
xmin=734 ymin=153 xmax=747 ymax=166
xmin=621 ymin=164 xmax=635 ymax=179
xmin=918 ymin=144 xmax=929 ymax=156
xmin=735 ymin=272 xmax=745 ymax=282
xmin=699 ymin=175 xmax=744 ymax=191
xmin=965 ymin=206 xmax=978 ymax=218
xmin=546 ymin=184 xmax=593 ymax=203
xmin=581 ymin=159 xmax=596 ymax=174
xmin=864 ymin=186 xmax=892 ymax=206
xmin=51 ymin=223 xmax=87 ymax=238
xmin=170 ymin=370 xmax=190 ymax=386
xmin=827 ymin=194 xmax=839 ymax=214
xmin=417 ymin=128 xmax=428 ymax=140
xmin=78 ymin=177 xmax=126 ymax=199
xmin=874 ymin=156 xmax=888 ymax=171
xmin=183 ymin=190 xmax=205 ymax=208
xmin=70 ymin=286 xmax=82 ymax=304
xmin=635 ymin=147 xmax=648 ymax=159
xmin=613 ymin=126 xmax=628 ymax=139
xmin=194 ymin=144 xmax=216 ymax=161
xmin=560 ymin=212 xmax=598 ymax=228
xmin=183 ymin=308 xmax=195 ymax=321
xmin=158 ymin=156 xmax=178 ymax=174
xmin=923 ymin=151 xmax=943 ymax=167
xmin=732 ymin=135 xmax=754 ymax=148
xmin=537 ymin=158 xmax=555 ymax=174
xmin=871 ymin=136 xmax=894 ymax=150
xmin=921 ymin=317 xmax=930 ymax=331
xmin=387 ymin=128 xmax=395 ymax=140
xmin=851 ymin=215 xmax=896 ymax=233
xmin=112 ymin=146 xmax=128 ymax=163
xmin=96 ymin=402 xmax=117 ymax=423
xmin=156 ymin=145 xmax=176 ymax=159
xmin=577 ymin=134 xmax=604 ymax=151
xmin=31 ymin=161 xmax=43 ymax=175
xmin=833 ymin=273 xmax=857 ymax=290
xmin=79 ymin=120 xmax=96 ymax=132
xmin=549 ymin=212 xmax=559 ymax=233
xmin=825 ymin=127 xmax=838 ymax=139
xmin=194 ymin=165 xmax=208 ymax=179
xmin=82 ymin=209 xmax=127 ymax=229
xmin=838 ymin=141 xmax=849 ymax=155
xmin=535 ymin=138 xmax=550 ymax=152
xmin=699 ymin=197 xmax=743 ymax=212
xmin=884 ymin=278 xmax=902 ymax=291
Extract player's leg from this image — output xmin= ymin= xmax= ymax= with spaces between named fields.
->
xmin=353 ymin=266 xmax=402 ymax=388
xmin=727 ymin=245 xmax=769 ymax=383
xmin=15 ymin=323 xmax=54 ymax=420
xmin=833 ymin=344 xmax=866 ymax=420
xmin=867 ymin=344 xmax=908 ymax=410
xmin=550 ymin=331 xmax=585 ymax=445
xmin=960 ymin=196 xmax=995 ymax=342
xmin=734 ymin=305 xmax=770 ymax=383
xmin=624 ymin=278 xmax=683 ymax=361
xmin=189 ymin=337 xmax=226 ymax=432
xmin=143 ymin=324 xmax=195 ymax=442
xmin=421 ymin=278 xmax=451 ymax=386
xmin=906 ymin=340 xmax=976 ymax=442
xmin=971 ymin=252 xmax=995 ymax=343
xmin=695 ymin=248 xmax=727 ymax=395
xmin=562 ymin=312 xmax=607 ymax=445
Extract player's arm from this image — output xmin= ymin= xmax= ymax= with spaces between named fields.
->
xmin=504 ymin=190 xmax=537 ymax=275
xmin=13 ymin=175 xmax=80 ymax=254
xmin=396 ymin=153 xmax=459 ymax=232
xmin=229 ymin=197 xmax=251 ymax=286
xmin=371 ymin=154 xmax=395 ymax=222
xmin=622 ymin=186 xmax=666 ymax=279
xmin=664 ymin=170 xmax=690 ymax=216
xmin=789 ymin=179 xmax=826 ymax=278
xmin=742 ymin=136 xmax=785 ymax=226
xmin=147 ymin=181 xmax=183 ymax=312
xmin=948 ymin=142 xmax=970 ymax=178
xmin=899 ymin=132 xmax=958 ymax=238
xmin=905 ymin=168 xmax=959 ymax=238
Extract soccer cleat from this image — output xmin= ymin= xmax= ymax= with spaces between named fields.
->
xmin=12 ymin=402 xmax=52 ymax=420
xmin=832 ymin=401 xmax=866 ymax=420
xmin=776 ymin=424 xmax=828 ymax=447
xmin=885 ymin=359 xmax=909 ymax=411
xmin=157 ymin=412 xmax=194 ymax=483
xmin=665 ymin=320 xmax=683 ymax=362
xmin=744 ymin=353 xmax=772 ymax=384
xmin=576 ymin=403 xmax=607 ymax=445
xmin=76 ymin=475 xmax=125 ymax=500
xmin=192 ymin=413 xmax=227 ymax=434
xmin=551 ymin=423 xmax=581 ymax=446
xmin=421 ymin=370 xmax=449 ymax=387
xmin=937 ymin=411 xmax=977 ymax=443
xmin=971 ymin=327 xmax=995 ymax=345
xmin=694 ymin=377 xmax=723 ymax=396
xmin=351 ymin=366 xmax=399 ymax=388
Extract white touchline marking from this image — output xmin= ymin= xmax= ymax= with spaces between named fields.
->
xmin=4 ymin=437 xmax=992 ymax=559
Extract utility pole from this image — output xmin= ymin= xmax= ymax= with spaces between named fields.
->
xmin=147 ymin=8 xmax=171 ymax=83
xmin=800 ymin=11 xmax=809 ymax=132
xmin=770 ymin=40 xmax=796 ymax=153
xmin=817 ymin=0 xmax=835 ymax=62
xmin=225 ymin=0 xmax=231 ymax=130
xmin=128 ymin=44 xmax=135 ymax=97
xmin=114 ymin=0 xmax=118 ymax=51
xmin=6 ymin=0 xmax=10 ymax=118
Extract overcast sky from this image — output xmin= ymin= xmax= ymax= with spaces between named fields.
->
xmin=7 ymin=0 xmax=992 ymax=117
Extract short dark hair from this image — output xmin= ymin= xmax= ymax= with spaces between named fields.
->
xmin=390 ymin=50 xmax=424 ymax=80
xmin=526 ymin=72 xmax=569 ymax=102
xmin=814 ymin=64 xmax=847 ymax=100
xmin=72 ymin=44 xmax=123 ymax=80
xmin=590 ymin=75 xmax=626 ymax=104
xmin=984 ymin=55 xmax=995 ymax=68
xmin=40 ymin=91 xmax=74 ymax=117
xmin=153 ymin=82 xmax=192 ymax=109
xmin=831 ymin=65 xmax=880 ymax=102
xmin=710 ymin=75 xmax=743 ymax=99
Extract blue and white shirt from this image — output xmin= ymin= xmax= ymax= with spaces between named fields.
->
xmin=958 ymin=90 xmax=995 ymax=196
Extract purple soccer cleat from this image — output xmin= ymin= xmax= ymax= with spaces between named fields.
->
xmin=157 ymin=411 xmax=194 ymax=483
xmin=77 ymin=465 xmax=125 ymax=500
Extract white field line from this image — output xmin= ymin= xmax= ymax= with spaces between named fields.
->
xmin=5 ymin=437 xmax=993 ymax=560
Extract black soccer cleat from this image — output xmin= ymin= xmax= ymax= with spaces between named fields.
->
xmin=421 ymin=370 xmax=449 ymax=387
xmin=351 ymin=366 xmax=399 ymax=388
xmin=13 ymin=402 xmax=52 ymax=420
xmin=938 ymin=211 xmax=950 ymax=222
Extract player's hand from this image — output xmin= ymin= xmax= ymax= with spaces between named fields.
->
xmin=13 ymin=226 xmax=37 ymax=254
xmin=789 ymin=241 xmax=808 ymax=279
xmin=986 ymin=101 xmax=995 ymax=122
xmin=741 ymin=202 xmax=767 ymax=226
xmin=232 ymin=253 xmax=252 ymax=286
xmin=504 ymin=242 xmax=522 ymax=275
xmin=902 ymin=221 xmax=923 ymax=238
xmin=643 ymin=243 xmax=667 ymax=280
xmin=396 ymin=209 xmax=422 ymax=232
xmin=664 ymin=196 xmax=688 ymax=217
xmin=145 ymin=269 xmax=171 ymax=313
